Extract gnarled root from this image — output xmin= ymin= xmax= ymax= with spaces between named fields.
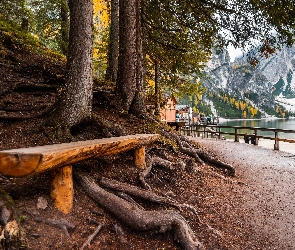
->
xmin=74 ymin=170 xmax=205 ymax=250
xmin=139 ymin=154 xmax=172 ymax=190
xmin=161 ymin=131 xmax=235 ymax=176
xmin=195 ymin=148 xmax=235 ymax=176
xmin=100 ymin=177 xmax=203 ymax=223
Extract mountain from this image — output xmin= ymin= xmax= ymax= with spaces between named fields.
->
xmin=200 ymin=44 xmax=295 ymax=118
xmin=256 ymin=44 xmax=295 ymax=98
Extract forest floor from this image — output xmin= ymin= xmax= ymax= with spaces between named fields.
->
xmin=1 ymin=108 xmax=295 ymax=250
xmin=1 ymin=23 xmax=295 ymax=250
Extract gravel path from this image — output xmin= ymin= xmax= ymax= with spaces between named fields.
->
xmin=192 ymin=137 xmax=295 ymax=249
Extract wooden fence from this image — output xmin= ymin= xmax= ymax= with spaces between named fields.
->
xmin=181 ymin=124 xmax=295 ymax=151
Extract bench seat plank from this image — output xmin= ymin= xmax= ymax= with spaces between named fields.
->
xmin=0 ymin=134 xmax=159 ymax=177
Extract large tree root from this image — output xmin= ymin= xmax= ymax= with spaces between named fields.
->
xmin=139 ymin=154 xmax=172 ymax=190
xmin=100 ymin=177 xmax=202 ymax=222
xmin=74 ymin=170 xmax=205 ymax=250
xmin=161 ymin=130 xmax=235 ymax=176
xmin=195 ymin=148 xmax=235 ymax=176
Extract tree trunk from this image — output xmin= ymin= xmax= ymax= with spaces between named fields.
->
xmin=129 ymin=0 xmax=146 ymax=116
xmin=60 ymin=0 xmax=69 ymax=56
xmin=105 ymin=0 xmax=119 ymax=83
xmin=115 ymin=0 xmax=145 ymax=116
xmin=154 ymin=59 xmax=160 ymax=116
xmin=48 ymin=0 xmax=93 ymax=131
xmin=115 ymin=0 xmax=137 ymax=113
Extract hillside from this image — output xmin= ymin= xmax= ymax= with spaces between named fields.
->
xmin=200 ymin=47 xmax=295 ymax=118
xmin=0 ymin=21 xmax=285 ymax=250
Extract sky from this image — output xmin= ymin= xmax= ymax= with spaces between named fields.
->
xmin=227 ymin=45 xmax=243 ymax=62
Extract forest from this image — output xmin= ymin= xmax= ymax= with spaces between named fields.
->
xmin=0 ymin=0 xmax=294 ymax=249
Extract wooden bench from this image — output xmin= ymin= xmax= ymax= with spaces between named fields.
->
xmin=0 ymin=134 xmax=159 ymax=214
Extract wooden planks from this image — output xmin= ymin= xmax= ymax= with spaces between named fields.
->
xmin=0 ymin=134 xmax=159 ymax=177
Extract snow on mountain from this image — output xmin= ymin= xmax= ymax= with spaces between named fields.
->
xmin=201 ymin=44 xmax=295 ymax=116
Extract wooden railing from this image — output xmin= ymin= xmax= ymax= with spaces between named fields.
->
xmin=181 ymin=124 xmax=295 ymax=151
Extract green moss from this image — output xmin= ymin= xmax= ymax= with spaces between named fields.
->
xmin=0 ymin=17 xmax=65 ymax=63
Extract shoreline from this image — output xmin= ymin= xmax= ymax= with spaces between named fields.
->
xmin=226 ymin=138 xmax=295 ymax=155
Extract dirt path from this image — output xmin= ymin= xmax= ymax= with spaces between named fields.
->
xmin=192 ymin=137 xmax=295 ymax=249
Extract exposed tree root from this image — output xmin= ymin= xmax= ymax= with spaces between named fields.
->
xmin=33 ymin=217 xmax=75 ymax=237
xmin=161 ymin=130 xmax=235 ymax=176
xmin=113 ymin=223 xmax=130 ymax=246
xmin=75 ymin=170 xmax=205 ymax=250
xmin=0 ymin=106 xmax=53 ymax=120
xmin=139 ymin=154 xmax=173 ymax=190
xmin=195 ymin=148 xmax=235 ymax=176
xmin=100 ymin=177 xmax=202 ymax=222
xmin=80 ymin=223 xmax=102 ymax=250
xmin=115 ymin=191 xmax=145 ymax=210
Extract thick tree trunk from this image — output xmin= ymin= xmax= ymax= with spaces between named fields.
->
xmin=49 ymin=0 xmax=93 ymax=131
xmin=129 ymin=0 xmax=146 ymax=116
xmin=115 ymin=0 xmax=137 ymax=113
xmin=105 ymin=0 xmax=119 ymax=83
xmin=115 ymin=0 xmax=145 ymax=116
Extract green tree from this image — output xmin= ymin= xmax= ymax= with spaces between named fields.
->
xmin=29 ymin=0 xmax=70 ymax=53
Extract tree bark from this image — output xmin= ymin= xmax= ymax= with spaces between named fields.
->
xmin=115 ymin=0 xmax=137 ymax=113
xmin=48 ymin=0 xmax=93 ymax=131
xmin=74 ymin=170 xmax=204 ymax=250
xmin=105 ymin=0 xmax=119 ymax=83
xmin=129 ymin=0 xmax=146 ymax=116
xmin=154 ymin=59 xmax=160 ymax=116
xmin=60 ymin=0 xmax=69 ymax=56
xmin=115 ymin=0 xmax=145 ymax=116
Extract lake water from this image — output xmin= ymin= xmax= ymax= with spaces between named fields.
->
xmin=217 ymin=118 xmax=295 ymax=139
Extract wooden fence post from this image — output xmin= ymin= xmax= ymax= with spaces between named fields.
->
xmin=234 ymin=127 xmax=239 ymax=142
xmin=254 ymin=129 xmax=258 ymax=145
xmin=274 ymin=131 xmax=279 ymax=150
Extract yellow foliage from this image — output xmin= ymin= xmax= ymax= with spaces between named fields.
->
xmin=93 ymin=0 xmax=110 ymax=70
xmin=230 ymin=97 xmax=235 ymax=104
xmin=93 ymin=0 xmax=109 ymax=28
xmin=239 ymin=101 xmax=246 ymax=111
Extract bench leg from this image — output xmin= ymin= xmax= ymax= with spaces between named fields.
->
xmin=50 ymin=165 xmax=73 ymax=214
xmin=134 ymin=146 xmax=146 ymax=169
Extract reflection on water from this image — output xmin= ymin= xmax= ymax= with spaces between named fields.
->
xmin=218 ymin=118 xmax=295 ymax=139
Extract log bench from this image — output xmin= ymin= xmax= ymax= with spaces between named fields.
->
xmin=0 ymin=134 xmax=159 ymax=214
